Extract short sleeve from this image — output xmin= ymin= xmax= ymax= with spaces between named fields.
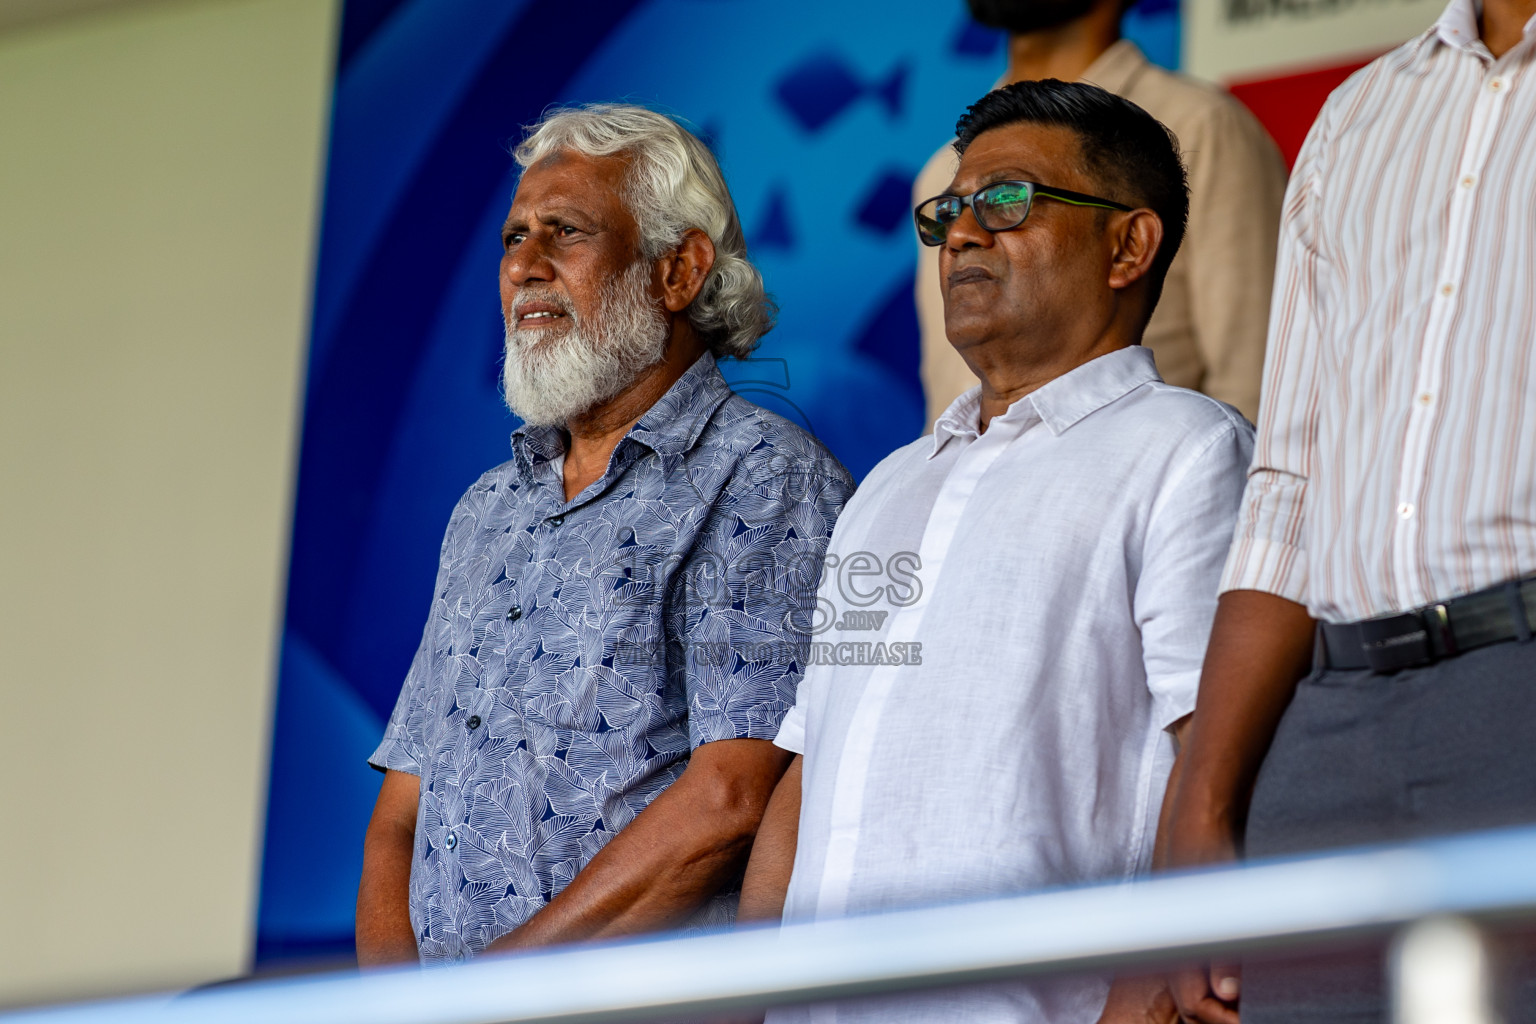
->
xmin=672 ymin=471 xmax=851 ymax=749
xmin=1135 ymin=418 xmax=1255 ymax=729
xmin=773 ymin=702 xmax=807 ymax=755
xmin=367 ymin=639 xmax=434 ymax=775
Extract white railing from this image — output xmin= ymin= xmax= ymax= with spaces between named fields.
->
xmin=8 ymin=824 xmax=1536 ymax=1024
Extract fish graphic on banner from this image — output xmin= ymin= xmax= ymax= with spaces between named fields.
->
xmin=775 ymin=52 xmax=908 ymax=133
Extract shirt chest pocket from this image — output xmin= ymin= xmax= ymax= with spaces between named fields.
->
xmin=505 ymin=544 xmax=675 ymax=731
xmin=516 ymin=664 xmax=604 ymax=731
xmin=508 ymin=618 xmax=664 ymax=733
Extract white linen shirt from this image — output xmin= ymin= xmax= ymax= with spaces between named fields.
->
xmin=771 ymin=346 xmax=1253 ymax=1024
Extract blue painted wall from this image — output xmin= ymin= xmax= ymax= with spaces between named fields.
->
xmin=257 ymin=0 xmax=1179 ymax=963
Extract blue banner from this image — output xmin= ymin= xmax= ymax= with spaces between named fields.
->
xmin=257 ymin=0 xmax=1178 ymax=963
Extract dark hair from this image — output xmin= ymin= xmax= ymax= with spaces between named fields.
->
xmin=953 ymin=79 xmax=1189 ymax=311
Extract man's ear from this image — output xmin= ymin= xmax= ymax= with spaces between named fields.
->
xmin=1107 ymin=208 xmax=1163 ymax=293
xmin=658 ymin=229 xmax=717 ymax=313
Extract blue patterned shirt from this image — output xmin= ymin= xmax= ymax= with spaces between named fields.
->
xmin=370 ymin=353 xmax=853 ymax=962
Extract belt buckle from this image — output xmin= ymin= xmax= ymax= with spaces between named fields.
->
xmin=1358 ymin=612 xmax=1434 ymax=674
xmin=1428 ymin=602 xmax=1459 ymax=656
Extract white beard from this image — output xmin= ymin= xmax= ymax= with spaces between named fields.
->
xmin=502 ymin=259 xmax=670 ymax=427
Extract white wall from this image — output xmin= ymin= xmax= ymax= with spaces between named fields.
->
xmin=0 ymin=0 xmax=337 ymax=1006
xmin=1184 ymin=0 xmax=1441 ymax=81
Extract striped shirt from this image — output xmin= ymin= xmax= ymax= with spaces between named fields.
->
xmin=1221 ymin=0 xmax=1536 ymax=623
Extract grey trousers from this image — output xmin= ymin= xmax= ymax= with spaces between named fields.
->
xmin=1243 ymin=637 xmax=1536 ymax=1023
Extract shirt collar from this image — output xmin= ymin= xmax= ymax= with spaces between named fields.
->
xmin=1434 ymin=0 xmax=1483 ymax=49
xmin=626 ymin=351 xmax=733 ymax=455
xmin=511 ymin=351 xmax=732 ymax=472
xmin=1080 ymin=39 xmax=1150 ymax=95
xmin=931 ymin=386 xmax=985 ymax=456
xmin=929 ymin=346 xmax=1161 ymax=457
xmin=1433 ymin=0 xmax=1536 ymax=48
xmin=1399 ymin=0 xmax=1488 ymax=67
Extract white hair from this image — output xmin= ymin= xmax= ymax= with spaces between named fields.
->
xmin=513 ymin=103 xmax=774 ymax=359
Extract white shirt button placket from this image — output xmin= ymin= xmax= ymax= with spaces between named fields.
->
xmin=813 ymin=413 xmax=1032 ymax=923
xmin=1391 ymin=58 xmax=1512 ymax=609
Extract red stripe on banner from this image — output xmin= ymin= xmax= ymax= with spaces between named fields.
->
xmin=1229 ymin=56 xmax=1378 ymax=168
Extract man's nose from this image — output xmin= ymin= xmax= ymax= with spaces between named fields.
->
xmin=501 ymin=238 xmax=555 ymax=287
xmin=945 ymin=206 xmax=994 ymax=252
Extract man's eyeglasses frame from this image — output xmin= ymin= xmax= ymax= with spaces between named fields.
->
xmin=914 ymin=180 xmax=1132 ymax=247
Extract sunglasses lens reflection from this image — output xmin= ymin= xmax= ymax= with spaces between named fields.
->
xmin=915 ymin=197 xmax=958 ymax=246
xmin=977 ymin=184 xmax=1031 ymax=230
xmin=915 ymin=185 xmax=1036 ymax=246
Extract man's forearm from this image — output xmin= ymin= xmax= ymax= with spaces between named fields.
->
xmin=1167 ymin=589 xmax=1315 ymax=863
xmin=356 ymin=770 xmax=422 ymax=966
xmin=1163 ymin=591 xmax=1314 ymax=1023
xmin=487 ymin=738 xmax=791 ymax=952
xmin=739 ymin=754 xmax=802 ymax=922
xmin=1150 ymin=716 xmax=1191 ymax=871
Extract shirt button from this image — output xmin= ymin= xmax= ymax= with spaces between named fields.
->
xmin=465 ymin=715 xmax=482 ymax=730
xmin=444 ymin=832 xmax=458 ymax=851
xmin=1489 ymin=77 xmax=1505 ymax=92
xmin=506 ymin=604 xmax=522 ymax=622
xmin=1418 ymin=392 xmax=1434 ymax=406
xmin=1398 ymin=502 xmax=1415 ymax=519
xmin=1460 ymin=175 xmax=1476 ymax=189
xmin=1441 ymin=283 xmax=1455 ymax=297
xmin=549 ymin=514 xmax=565 ymax=527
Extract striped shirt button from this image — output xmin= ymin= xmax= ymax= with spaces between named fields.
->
xmin=1489 ymin=77 xmax=1505 ymax=92
xmin=1418 ymin=393 xmax=1434 ymax=406
xmin=1461 ymin=175 xmax=1476 ymax=188
xmin=1398 ymin=502 xmax=1415 ymax=519
xmin=1441 ymin=283 xmax=1455 ymax=297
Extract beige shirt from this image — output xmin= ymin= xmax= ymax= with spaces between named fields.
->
xmin=914 ymin=40 xmax=1287 ymax=426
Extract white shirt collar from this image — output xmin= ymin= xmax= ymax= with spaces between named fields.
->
xmin=1432 ymin=0 xmax=1483 ymax=50
xmin=1418 ymin=0 xmax=1535 ymax=54
xmin=929 ymin=346 xmax=1161 ymax=458
xmin=931 ymin=387 xmax=985 ymax=454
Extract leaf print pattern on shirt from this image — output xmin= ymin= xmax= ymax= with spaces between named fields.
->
xmin=370 ymin=353 xmax=853 ymax=963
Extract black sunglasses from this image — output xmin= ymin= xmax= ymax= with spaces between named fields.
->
xmin=915 ymin=180 xmax=1131 ymax=247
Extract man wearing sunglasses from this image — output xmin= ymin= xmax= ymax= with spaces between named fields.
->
xmin=739 ymin=80 xmax=1252 ymax=1024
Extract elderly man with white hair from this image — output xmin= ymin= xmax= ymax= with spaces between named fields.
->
xmin=355 ymin=104 xmax=852 ymax=965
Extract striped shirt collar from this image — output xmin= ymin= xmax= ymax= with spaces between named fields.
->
xmin=1433 ymin=0 xmax=1484 ymax=49
xmin=1406 ymin=0 xmax=1536 ymax=66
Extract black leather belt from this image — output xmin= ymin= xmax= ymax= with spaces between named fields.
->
xmin=1317 ymin=575 xmax=1536 ymax=674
